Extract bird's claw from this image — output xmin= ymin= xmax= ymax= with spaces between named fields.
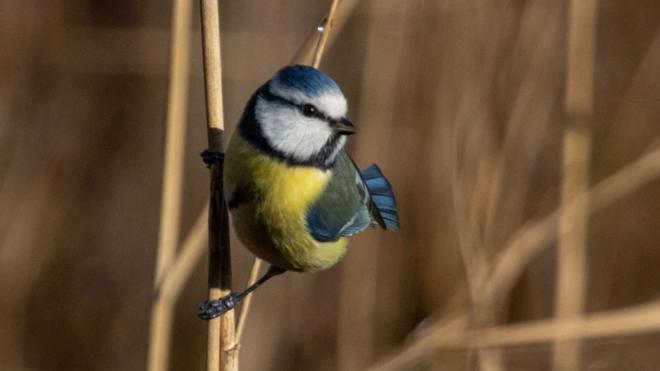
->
xmin=198 ymin=292 xmax=240 ymax=320
xmin=200 ymin=149 xmax=225 ymax=167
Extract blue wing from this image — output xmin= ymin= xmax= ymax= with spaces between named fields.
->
xmin=306 ymin=151 xmax=399 ymax=242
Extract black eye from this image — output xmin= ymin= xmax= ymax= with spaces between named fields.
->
xmin=301 ymin=104 xmax=317 ymax=117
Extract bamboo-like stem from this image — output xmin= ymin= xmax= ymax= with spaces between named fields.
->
xmin=292 ymin=24 xmax=324 ymax=66
xmin=199 ymin=1 xmax=235 ymax=371
xmin=312 ymin=0 xmax=341 ymax=68
xmin=147 ymin=0 xmax=193 ymax=369
xmin=235 ymin=258 xmax=263 ymax=343
xmin=553 ymin=1 xmax=597 ymax=370
xmin=367 ymin=141 xmax=660 ymax=370
xmin=159 ymin=205 xmax=209 ymax=302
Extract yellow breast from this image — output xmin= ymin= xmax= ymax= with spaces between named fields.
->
xmin=224 ymin=135 xmax=349 ymax=271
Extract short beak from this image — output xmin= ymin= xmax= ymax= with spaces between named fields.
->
xmin=331 ymin=118 xmax=356 ymax=135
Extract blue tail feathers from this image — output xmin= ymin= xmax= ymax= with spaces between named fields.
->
xmin=361 ymin=164 xmax=400 ymax=231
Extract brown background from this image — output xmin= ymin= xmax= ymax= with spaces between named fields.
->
xmin=2 ymin=0 xmax=660 ymax=370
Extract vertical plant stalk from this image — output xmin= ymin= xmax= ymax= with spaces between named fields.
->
xmin=368 ymin=142 xmax=660 ymax=370
xmin=199 ymin=0 xmax=236 ymax=370
xmin=312 ymin=0 xmax=341 ymax=68
xmin=147 ymin=0 xmax=193 ymax=369
xmin=235 ymin=258 xmax=263 ymax=342
xmin=553 ymin=1 xmax=597 ymax=370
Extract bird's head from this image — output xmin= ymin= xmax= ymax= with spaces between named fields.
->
xmin=241 ymin=65 xmax=355 ymax=168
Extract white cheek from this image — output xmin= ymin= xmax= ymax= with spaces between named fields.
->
xmin=256 ymin=99 xmax=333 ymax=161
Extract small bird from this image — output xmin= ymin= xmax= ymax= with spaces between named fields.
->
xmin=199 ymin=65 xmax=399 ymax=319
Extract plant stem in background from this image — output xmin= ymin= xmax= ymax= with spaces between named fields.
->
xmin=312 ymin=0 xmax=341 ymax=68
xmin=368 ymin=134 xmax=660 ymax=371
xmin=199 ymin=0 xmax=235 ymax=370
xmin=147 ymin=0 xmax=193 ymax=369
xmin=235 ymin=258 xmax=262 ymax=342
xmin=553 ymin=1 xmax=597 ymax=370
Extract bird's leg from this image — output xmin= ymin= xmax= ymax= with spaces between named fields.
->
xmin=198 ymin=265 xmax=286 ymax=320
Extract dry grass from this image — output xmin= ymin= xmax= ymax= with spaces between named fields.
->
xmin=4 ymin=1 xmax=660 ymax=371
xmin=369 ymin=139 xmax=660 ymax=370
xmin=553 ymin=0 xmax=598 ymax=369
xmin=147 ymin=0 xmax=193 ymax=369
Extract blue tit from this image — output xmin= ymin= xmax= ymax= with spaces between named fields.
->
xmin=198 ymin=65 xmax=399 ymax=319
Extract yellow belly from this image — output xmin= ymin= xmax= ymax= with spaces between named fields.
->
xmin=223 ymin=135 xmax=349 ymax=272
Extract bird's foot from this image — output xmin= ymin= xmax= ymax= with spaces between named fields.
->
xmin=198 ymin=292 xmax=242 ymax=320
xmin=200 ymin=149 xmax=225 ymax=167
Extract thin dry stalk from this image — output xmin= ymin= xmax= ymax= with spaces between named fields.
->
xmin=312 ymin=0 xmax=341 ymax=68
xmin=199 ymin=0 xmax=235 ymax=370
xmin=369 ymin=142 xmax=660 ymax=371
xmin=235 ymin=258 xmax=263 ymax=342
xmin=483 ymin=142 xmax=660 ymax=311
xmin=159 ymin=205 xmax=209 ymax=303
xmin=147 ymin=0 xmax=193 ymax=369
xmin=553 ymin=1 xmax=597 ymax=369
xmin=291 ymin=27 xmax=323 ymax=66
xmin=292 ymin=0 xmax=360 ymax=66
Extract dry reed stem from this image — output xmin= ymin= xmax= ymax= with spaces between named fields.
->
xmin=292 ymin=0 xmax=359 ymax=66
xmin=291 ymin=27 xmax=323 ymax=66
xmin=147 ymin=0 xmax=193 ymax=369
xmin=553 ymin=1 xmax=598 ymax=370
xmin=159 ymin=205 xmax=209 ymax=302
xmin=312 ymin=0 xmax=341 ymax=68
xmin=369 ymin=141 xmax=660 ymax=371
xmin=485 ymin=142 xmax=660 ymax=308
xmin=235 ymin=258 xmax=263 ymax=343
xmin=199 ymin=0 xmax=236 ymax=370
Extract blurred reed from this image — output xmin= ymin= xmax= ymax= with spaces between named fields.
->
xmin=4 ymin=1 xmax=660 ymax=371
xmin=369 ymin=120 xmax=660 ymax=371
xmin=553 ymin=0 xmax=598 ymax=370
xmin=147 ymin=0 xmax=193 ymax=369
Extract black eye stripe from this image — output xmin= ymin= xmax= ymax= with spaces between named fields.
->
xmin=260 ymin=89 xmax=334 ymax=123
xmin=260 ymin=89 xmax=294 ymax=107
xmin=303 ymin=106 xmax=330 ymax=122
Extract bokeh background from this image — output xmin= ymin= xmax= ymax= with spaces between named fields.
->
xmin=3 ymin=0 xmax=660 ymax=370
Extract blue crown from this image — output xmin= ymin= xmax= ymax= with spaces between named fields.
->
xmin=273 ymin=65 xmax=342 ymax=97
